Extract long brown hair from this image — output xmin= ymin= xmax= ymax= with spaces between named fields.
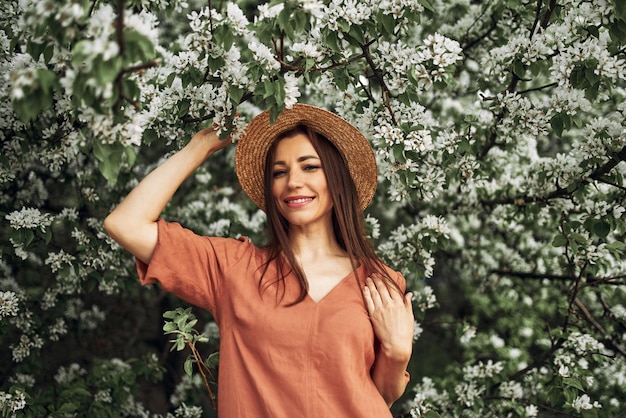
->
xmin=258 ymin=124 xmax=401 ymax=305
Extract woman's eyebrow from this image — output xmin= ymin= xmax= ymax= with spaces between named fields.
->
xmin=272 ymin=155 xmax=320 ymax=166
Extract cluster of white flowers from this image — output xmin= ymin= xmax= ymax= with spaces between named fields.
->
xmin=413 ymin=285 xmax=437 ymax=311
xmin=0 ymin=389 xmax=26 ymax=413
xmin=452 ymin=360 xmax=505 ymax=408
xmin=5 ymin=206 xmax=54 ymax=231
xmin=78 ymin=305 xmax=106 ymax=331
xmin=0 ymin=291 xmax=19 ymax=318
xmin=372 ymin=34 xmax=461 ymax=92
xmin=364 ymin=214 xmax=380 ymax=239
xmin=203 ymin=321 xmax=220 ymax=340
xmin=256 ymin=3 xmax=284 ymax=21
xmin=94 ymin=389 xmax=113 ymax=404
xmin=549 ymin=87 xmax=592 ymax=116
xmin=173 ymin=403 xmax=204 ymax=417
xmin=206 ymin=218 xmax=231 ymax=236
xmin=54 ymin=363 xmax=86 ymax=384
xmin=320 ymin=0 xmax=373 ymax=31
xmin=45 ymin=250 xmax=75 ymax=273
xmin=48 ymin=318 xmax=67 ymax=342
xmin=8 ymin=65 xmax=37 ymax=101
xmin=248 ymin=41 xmax=280 ymax=72
xmin=71 ymin=227 xmax=91 ymax=246
xmin=379 ymin=0 xmax=424 ymax=18
xmin=125 ymin=9 xmax=161 ymax=43
xmin=499 ymin=380 xmax=524 ymax=400
xmin=572 ymin=394 xmax=602 ymax=413
xmin=463 ymin=359 xmax=504 ymax=380
xmin=378 ymin=218 xmax=447 ymax=278
xmin=11 ymin=333 xmax=44 ymax=362
xmin=8 ymin=373 xmax=35 ymax=389
xmin=283 ymin=72 xmax=301 ymax=109
xmin=460 ymin=324 xmax=477 ymax=345
xmin=421 ymin=33 xmax=463 ymax=72
xmin=170 ymin=374 xmax=205 ymax=406
xmin=225 ymin=3 xmax=250 ymax=36
xmin=409 ymin=377 xmax=449 ymax=418
xmin=80 ymin=4 xmax=118 ymax=63
xmin=566 ymin=332 xmax=606 ymax=356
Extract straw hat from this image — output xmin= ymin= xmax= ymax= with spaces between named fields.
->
xmin=235 ymin=104 xmax=377 ymax=212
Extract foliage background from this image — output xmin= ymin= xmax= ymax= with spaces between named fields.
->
xmin=1 ymin=0 xmax=625 ymax=417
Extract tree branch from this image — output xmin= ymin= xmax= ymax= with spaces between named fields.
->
xmin=116 ymin=0 xmax=125 ymax=56
xmin=360 ymin=42 xmax=398 ymax=125
xmin=574 ymin=298 xmax=626 ymax=357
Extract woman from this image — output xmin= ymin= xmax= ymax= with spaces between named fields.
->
xmin=104 ymin=104 xmax=414 ymax=417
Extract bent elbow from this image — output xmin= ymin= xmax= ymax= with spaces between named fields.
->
xmin=103 ymin=212 xmax=123 ymax=242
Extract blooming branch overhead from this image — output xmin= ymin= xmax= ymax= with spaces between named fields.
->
xmin=1 ymin=0 xmax=625 ymax=417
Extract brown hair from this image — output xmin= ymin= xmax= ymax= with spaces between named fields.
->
xmin=258 ymin=125 xmax=401 ymax=305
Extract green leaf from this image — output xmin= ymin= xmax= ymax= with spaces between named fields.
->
xmin=592 ymin=220 xmax=610 ymax=238
xmin=609 ymin=19 xmax=626 ymax=43
xmin=418 ymin=0 xmax=435 ymax=12
xmin=551 ymin=234 xmax=567 ymax=247
xmin=125 ymin=145 xmax=137 ymax=168
xmin=380 ymin=13 xmax=395 ymax=36
xmin=551 ymin=115 xmax=564 ymax=137
xmin=325 ymin=30 xmax=340 ymax=52
xmin=424 ymin=411 xmax=442 ymax=418
xmin=57 ymin=403 xmax=78 ymax=413
xmin=512 ymin=60 xmax=525 ymax=78
xmin=393 ymin=144 xmax=406 ymax=164
xmin=93 ymin=141 xmax=125 ymax=185
xmin=615 ymin=0 xmax=626 ymax=21
xmin=142 ymin=128 xmax=158 ymax=145
xmin=184 ymin=358 xmax=194 ymax=377
xmin=123 ymin=29 xmax=156 ymax=63
xmin=348 ymin=25 xmax=365 ymax=44
xmin=563 ymin=377 xmax=585 ymax=391
xmin=206 ymin=351 xmax=220 ymax=368
xmin=229 ymin=85 xmax=245 ymax=105
xmin=94 ymin=57 xmax=122 ymax=84
xmin=163 ymin=322 xmax=177 ymax=332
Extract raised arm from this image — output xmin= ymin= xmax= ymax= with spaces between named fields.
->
xmin=103 ymin=127 xmax=230 ymax=264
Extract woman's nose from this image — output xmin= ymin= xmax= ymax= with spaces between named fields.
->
xmin=287 ymin=170 xmax=303 ymax=188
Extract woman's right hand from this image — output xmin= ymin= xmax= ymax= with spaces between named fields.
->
xmin=190 ymin=125 xmax=232 ymax=154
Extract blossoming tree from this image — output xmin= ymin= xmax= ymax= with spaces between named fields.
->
xmin=1 ymin=0 xmax=625 ymax=417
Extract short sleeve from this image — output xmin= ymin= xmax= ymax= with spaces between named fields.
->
xmin=135 ymin=219 xmax=253 ymax=323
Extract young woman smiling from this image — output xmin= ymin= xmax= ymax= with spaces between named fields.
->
xmin=104 ymin=104 xmax=415 ymax=417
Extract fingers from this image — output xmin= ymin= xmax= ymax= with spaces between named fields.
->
xmin=362 ymin=275 xmax=408 ymax=316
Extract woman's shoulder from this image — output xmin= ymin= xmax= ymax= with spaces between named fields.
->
xmin=375 ymin=261 xmax=406 ymax=290
xmin=157 ymin=219 xmax=268 ymax=262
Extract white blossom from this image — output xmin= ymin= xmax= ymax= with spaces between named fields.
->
xmin=572 ymin=394 xmax=602 ymax=413
xmin=0 ymin=291 xmax=19 ymax=318
xmin=283 ymin=72 xmax=301 ymax=109
xmin=6 ymin=207 xmax=54 ymax=231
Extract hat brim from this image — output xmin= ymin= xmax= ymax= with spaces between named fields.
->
xmin=235 ymin=104 xmax=377 ymax=212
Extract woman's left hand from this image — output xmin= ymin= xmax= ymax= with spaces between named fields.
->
xmin=363 ymin=275 xmax=415 ymax=361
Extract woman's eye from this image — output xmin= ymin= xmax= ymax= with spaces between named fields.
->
xmin=304 ymin=165 xmax=320 ymax=171
xmin=272 ymin=170 xmax=286 ymax=178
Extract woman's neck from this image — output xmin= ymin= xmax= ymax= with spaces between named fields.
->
xmin=288 ymin=225 xmax=347 ymax=261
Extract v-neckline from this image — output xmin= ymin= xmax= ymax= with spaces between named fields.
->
xmin=305 ymin=264 xmax=363 ymax=305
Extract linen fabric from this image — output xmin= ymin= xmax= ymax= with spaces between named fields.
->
xmin=136 ymin=219 xmax=409 ymax=418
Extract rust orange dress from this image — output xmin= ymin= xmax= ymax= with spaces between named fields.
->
xmin=137 ymin=220 xmax=409 ymax=417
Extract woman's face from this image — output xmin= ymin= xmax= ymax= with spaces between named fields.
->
xmin=270 ymin=133 xmax=334 ymax=230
